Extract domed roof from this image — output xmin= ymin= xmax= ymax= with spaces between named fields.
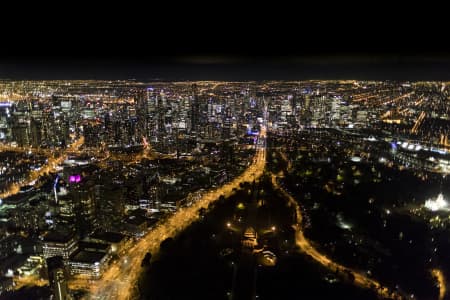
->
xmin=243 ymin=227 xmax=256 ymax=238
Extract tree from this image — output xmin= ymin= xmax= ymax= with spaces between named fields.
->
xmin=141 ymin=252 xmax=152 ymax=267
xmin=198 ymin=207 xmax=206 ymax=216
xmin=160 ymin=238 xmax=175 ymax=254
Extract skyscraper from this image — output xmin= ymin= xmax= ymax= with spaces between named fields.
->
xmin=190 ymin=84 xmax=199 ymax=134
xmin=222 ymin=107 xmax=232 ymax=139
xmin=71 ymin=181 xmax=97 ymax=238
xmin=10 ymin=110 xmax=30 ymax=147
xmin=136 ymin=89 xmax=148 ymax=143
xmin=29 ymin=118 xmax=42 ymax=147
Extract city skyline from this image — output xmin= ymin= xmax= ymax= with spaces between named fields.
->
xmin=2 ymin=8 xmax=450 ymax=299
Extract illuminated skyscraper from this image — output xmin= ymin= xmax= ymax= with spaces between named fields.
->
xmin=222 ymin=107 xmax=232 ymax=139
xmin=136 ymin=89 xmax=148 ymax=143
xmin=10 ymin=112 xmax=30 ymax=147
xmin=71 ymin=182 xmax=97 ymax=237
xmin=157 ymin=90 xmax=166 ymax=139
xmin=146 ymin=88 xmax=157 ymax=142
xmin=54 ymin=171 xmax=98 ymax=237
xmin=42 ymin=231 xmax=78 ymax=259
xmin=94 ymin=183 xmax=125 ymax=231
xmin=29 ymin=118 xmax=42 ymax=147
xmin=190 ymin=84 xmax=200 ymax=134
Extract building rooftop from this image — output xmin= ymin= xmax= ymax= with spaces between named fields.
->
xmin=89 ymin=231 xmax=125 ymax=244
xmin=43 ymin=231 xmax=76 ymax=243
xmin=125 ymin=215 xmax=147 ymax=226
xmin=70 ymin=250 xmax=106 ymax=264
xmin=78 ymin=241 xmax=110 ymax=253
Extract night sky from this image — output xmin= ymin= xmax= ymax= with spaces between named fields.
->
xmin=1 ymin=13 xmax=449 ymax=81
xmin=2 ymin=54 xmax=450 ymax=81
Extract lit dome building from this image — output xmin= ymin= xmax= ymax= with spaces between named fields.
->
xmin=242 ymin=227 xmax=258 ymax=249
xmin=424 ymin=193 xmax=450 ymax=212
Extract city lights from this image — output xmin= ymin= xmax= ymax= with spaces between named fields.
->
xmin=2 ymin=79 xmax=450 ymax=300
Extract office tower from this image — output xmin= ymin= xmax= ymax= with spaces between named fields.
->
xmin=71 ymin=182 xmax=97 ymax=238
xmin=29 ymin=118 xmax=42 ymax=147
xmin=43 ymin=231 xmax=78 ymax=259
xmin=330 ymin=97 xmax=341 ymax=126
xmin=136 ymin=89 xmax=148 ymax=143
xmin=190 ymin=84 xmax=199 ymax=134
xmin=94 ymin=183 xmax=125 ymax=231
xmin=83 ymin=123 xmax=102 ymax=148
xmin=222 ymin=107 xmax=232 ymax=139
xmin=10 ymin=110 xmax=30 ymax=147
xmin=156 ymin=90 xmax=166 ymax=140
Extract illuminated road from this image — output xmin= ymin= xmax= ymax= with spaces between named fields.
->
xmin=411 ymin=111 xmax=426 ymax=134
xmin=0 ymin=136 xmax=84 ymax=200
xmin=271 ymin=172 xmax=404 ymax=299
xmin=431 ymin=269 xmax=446 ymax=300
xmin=0 ymin=144 xmax=53 ymax=155
xmin=74 ymin=129 xmax=266 ymax=300
xmin=383 ymin=91 xmax=415 ymax=105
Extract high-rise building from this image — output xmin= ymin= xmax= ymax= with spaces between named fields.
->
xmin=29 ymin=118 xmax=42 ymax=147
xmin=190 ymin=84 xmax=200 ymax=134
xmin=42 ymin=107 xmax=55 ymax=146
xmin=330 ymin=97 xmax=341 ymax=127
xmin=83 ymin=123 xmax=102 ymax=148
xmin=222 ymin=107 xmax=233 ymax=139
xmin=0 ymin=102 xmax=11 ymax=141
xmin=157 ymin=90 xmax=166 ymax=140
xmin=136 ymin=89 xmax=148 ymax=143
xmin=94 ymin=183 xmax=125 ymax=231
xmin=10 ymin=111 xmax=30 ymax=147
xmin=42 ymin=231 xmax=78 ymax=260
xmin=69 ymin=181 xmax=97 ymax=238
xmin=304 ymin=94 xmax=311 ymax=110
xmin=146 ymin=88 xmax=157 ymax=143
xmin=47 ymin=256 xmax=70 ymax=300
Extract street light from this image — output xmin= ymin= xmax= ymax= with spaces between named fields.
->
xmin=271 ymin=226 xmax=276 ymax=231
xmin=227 ymin=222 xmax=231 ymax=228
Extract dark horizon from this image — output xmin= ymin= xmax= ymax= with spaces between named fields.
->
xmin=2 ymin=6 xmax=449 ymax=81
xmin=2 ymin=54 xmax=450 ymax=81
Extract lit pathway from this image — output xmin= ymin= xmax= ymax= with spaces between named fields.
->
xmin=271 ymin=150 xmax=405 ymax=299
xmin=431 ymin=269 xmax=446 ymax=300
